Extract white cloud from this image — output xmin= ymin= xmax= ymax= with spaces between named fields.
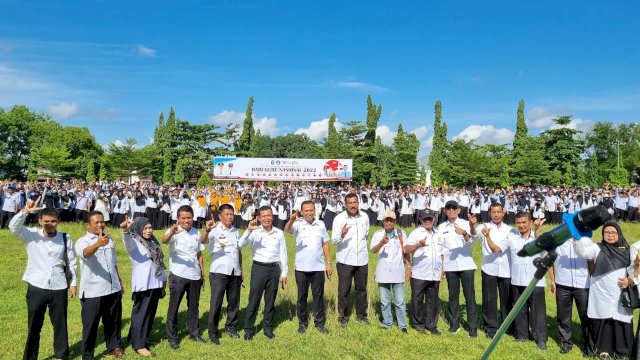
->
xmin=46 ymin=102 xmax=78 ymax=119
xmin=410 ymin=126 xmax=428 ymax=140
xmin=208 ymin=110 xmax=279 ymax=136
xmin=254 ymin=116 xmax=279 ymax=136
xmin=332 ymin=81 xmax=388 ymax=92
xmin=294 ymin=117 xmax=344 ymax=142
xmin=527 ymin=107 xmax=556 ymax=128
xmin=376 ymin=125 xmax=396 ymax=146
xmin=209 ymin=110 xmax=245 ymax=126
xmin=454 ymin=125 xmax=514 ymax=145
xmin=112 ymin=139 xmax=124 ymax=147
xmin=136 ymin=44 xmax=156 ymax=57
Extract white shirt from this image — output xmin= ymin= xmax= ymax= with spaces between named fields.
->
xmin=239 ymin=226 xmax=288 ymax=277
xmin=575 ymin=237 xmax=633 ymax=323
xmin=165 ymin=226 xmax=205 ymax=280
xmin=499 ymin=231 xmax=546 ymax=287
xmin=406 ymin=226 xmax=444 ymax=281
xmin=554 ymin=240 xmax=589 ymax=289
xmin=2 ymin=191 xmax=21 ymax=212
xmin=478 ymin=221 xmax=514 ymax=278
xmin=370 ymin=229 xmax=407 ymax=283
xmin=331 ymin=210 xmax=370 ymax=266
xmin=292 ymin=219 xmax=329 ymax=272
xmin=122 ymin=232 xmax=166 ymax=292
xmin=206 ymin=223 xmax=242 ymax=276
xmin=76 ymin=232 xmax=121 ymax=298
xmin=438 ymin=219 xmax=477 ymax=272
xmin=9 ymin=211 xmax=77 ymax=290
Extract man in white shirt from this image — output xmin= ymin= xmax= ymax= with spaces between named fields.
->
xmin=201 ymin=204 xmax=243 ymax=345
xmin=370 ymin=210 xmax=410 ymax=332
xmin=75 ymin=211 xmax=124 ymax=359
xmin=10 ymin=201 xmax=77 ymax=360
xmin=484 ymin=212 xmax=553 ymax=350
xmin=331 ymin=193 xmax=370 ymax=327
xmin=405 ymin=209 xmax=443 ymax=335
xmin=162 ymin=205 xmax=206 ymax=349
xmin=438 ymin=200 xmax=478 ymax=337
xmin=1 ymin=184 xmax=21 ymax=228
xmin=471 ymin=202 xmax=513 ymax=339
xmin=285 ymin=200 xmax=332 ymax=334
xmin=239 ymin=206 xmax=288 ymax=340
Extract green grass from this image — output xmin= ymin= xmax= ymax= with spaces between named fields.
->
xmin=1 ymin=222 xmax=639 ymax=359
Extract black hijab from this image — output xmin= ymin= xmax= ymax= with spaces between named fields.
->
xmin=131 ymin=217 xmax=166 ymax=277
xmin=593 ymin=221 xmax=630 ymax=277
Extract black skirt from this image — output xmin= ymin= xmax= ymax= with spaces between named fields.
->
xmin=590 ymin=317 xmax=633 ymax=357
xmin=323 ymin=210 xmax=336 ymax=230
xmin=399 ymin=214 xmax=413 ymax=228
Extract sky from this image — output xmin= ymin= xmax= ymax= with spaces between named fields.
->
xmin=1 ymin=1 xmax=639 ymax=155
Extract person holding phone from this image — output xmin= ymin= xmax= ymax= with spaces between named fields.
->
xmin=285 ymin=201 xmax=332 ymax=335
xmin=239 ymin=206 xmax=288 ymax=340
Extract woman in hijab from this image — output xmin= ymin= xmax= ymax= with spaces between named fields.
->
xmin=158 ymin=190 xmax=171 ymax=229
xmin=132 ymin=190 xmax=147 ymax=219
xmin=575 ymin=221 xmax=633 ymax=358
xmin=111 ymin=189 xmax=129 ymax=227
xmin=144 ymin=188 xmax=160 ymax=229
xmin=120 ymin=217 xmax=166 ymax=357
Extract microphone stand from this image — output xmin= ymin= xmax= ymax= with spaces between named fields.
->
xmin=480 ymin=250 xmax=557 ymax=360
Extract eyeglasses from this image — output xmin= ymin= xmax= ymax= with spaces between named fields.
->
xmin=603 ymin=231 xmax=618 ymax=235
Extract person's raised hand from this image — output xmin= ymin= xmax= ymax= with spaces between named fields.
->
xmin=468 ymin=213 xmax=478 ymax=225
xmin=23 ymin=196 xmax=44 ymax=214
xmin=120 ymin=219 xmax=133 ymax=231
xmin=247 ymin=218 xmax=259 ymax=231
xmin=481 ymin=225 xmax=490 ymax=237
xmin=341 ymin=223 xmax=351 ymax=238
xmin=97 ymin=229 xmax=109 ymax=247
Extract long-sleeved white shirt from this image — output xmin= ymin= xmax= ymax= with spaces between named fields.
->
xmin=331 ymin=210 xmax=370 ymax=266
xmin=239 ymin=226 xmax=288 ymax=277
xmin=438 ymin=218 xmax=477 ymax=272
xmin=477 ymin=221 xmax=514 ymax=278
xmin=122 ymin=232 xmax=166 ymax=292
xmin=76 ymin=232 xmax=121 ymax=298
xmin=206 ymin=223 xmax=242 ymax=276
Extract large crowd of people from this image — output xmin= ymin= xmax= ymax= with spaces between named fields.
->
xmin=3 ymin=179 xmax=640 ymax=359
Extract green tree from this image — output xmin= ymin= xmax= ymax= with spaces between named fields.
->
xmin=0 ymin=105 xmax=48 ymax=180
xmin=392 ymin=124 xmax=420 ymax=185
xmin=86 ymin=158 xmax=96 ymax=182
xmin=197 ymin=171 xmax=213 ymax=187
xmin=29 ymin=144 xmax=73 ymax=180
xmin=238 ymin=97 xmax=255 ymax=155
xmin=429 ymin=100 xmax=448 ymax=186
xmin=540 ymin=116 xmax=585 ymax=186
xmin=324 ymin=113 xmax=344 ymax=158
xmin=174 ymin=160 xmax=185 ymax=184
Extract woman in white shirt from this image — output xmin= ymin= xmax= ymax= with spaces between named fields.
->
xmin=575 ymin=222 xmax=633 ymax=358
xmin=121 ymin=217 xmax=167 ymax=357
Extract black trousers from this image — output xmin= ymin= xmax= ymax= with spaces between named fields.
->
xmin=80 ymin=291 xmax=122 ymax=360
xmin=481 ymin=271 xmax=512 ymax=336
xmin=555 ymin=284 xmax=589 ymax=351
xmin=336 ymin=263 xmax=368 ymax=321
xmin=0 ymin=210 xmax=15 ymax=228
xmin=129 ymin=288 xmax=162 ymax=351
xmin=244 ymin=262 xmax=280 ymax=333
xmin=166 ymin=273 xmax=202 ymax=343
xmin=590 ymin=318 xmax=633 ymax=357
xmin=410 ymin=278 xmax=440 ymax=331
xmin=627 ymin=206 xmax=639 ymax=222
xmin=24 ymin=285 xmax=69 ymax=360
xmin=511 ymin=285 xmax=547 ymax=343
xmin=208 ymin=272 xmax=242 ymax=338
xmin=75 ymin=209 xmax=88 ymax=222
xmin=295 ymin=270 xmax=325 ymax=327
xmin=459 ymin=206 xmax=469 ymax=220
xmin=445 ymin=270 xmax=477 ymax=331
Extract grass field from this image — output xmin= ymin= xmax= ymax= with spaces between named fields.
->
xmin=1 ymin=221 xmax=639 ymax=359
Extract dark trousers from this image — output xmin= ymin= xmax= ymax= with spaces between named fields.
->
xmin=627 ymin=206 xmax=639 ymax=222
xmin=445 ymin=270 xmax=477 ymax=331
xmin=129 ymin=289 xmax=162 ymax=351
xmin=75 ymin=209 xmax=88 ymax=222
xmin=295 ymin=270 xmax=325 ymax=327
xmin=511 ymin=285 xmax=547 ymax=343
xmin=481 ymin=271 xmax=512 ymax=336
xmin=336 ymin=263 xmax=368 ymax=321
xmin=556 ymin=284 xmax=589 ymax=351
xmin=208 ymin=272 xmax=242 ymax=338
xmin=166 ymin=273 xmax=202 ymax=343
xmin=0 ymin=210 xmax=15 ymax=228
xmin=245 ymin=262 xmax=280 ymax=333
xmin=590 ymin=318 xmax=633 ymax=357
xmin=24 ymin=285 xmax=69 ymax=360
xmin=410 ymin=278 xmax=440 ymax=331
xmin=80 ymin=291 xmax=122 ymax=360
xmin=459 ymin=206 xmax=469 ymax=220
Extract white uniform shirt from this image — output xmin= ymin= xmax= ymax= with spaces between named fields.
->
xmin=554 ymin=240 xmax=589 ymax=289
xmin=292 ymin=219 xmax=329 ymax=272
xmin=76 ymin=232 xmax=121 ymax=298
xmin=9 ymin=211 xmax=78 ymax=290
xmin=2 ymin=191 xmax=20 ymax=212
xmin=438 ymin=219 xmax=477 ymax=272
xmin=122 ymin=233 xmax=166 ymax=292
xmin=207 ymin=223 xmax=242 ymax=276
xmin=331 ymin=210 xmax=370 ymax=266
xmin=575 ymin=237 xmax=633 ymax=323
xmin=165 ymin=226 xmax=205 ymax=280
xmin=478 ymin=221 xmax=514 ymax=278
xmin=406 ymin=226 xmax=444 ymax=281
xmin=499 ymin=231 xmax=546 ymax=287
xmin=370 ymin=229 xmax=406 ymax=283
xmin=239 ymin=226 xmax=289 ymax=277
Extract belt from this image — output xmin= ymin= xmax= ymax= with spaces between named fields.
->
xmin=253 ymin=261 xmax=279 ymax=267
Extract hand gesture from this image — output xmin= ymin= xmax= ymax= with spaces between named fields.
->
xmin=454 ymin=224 xmax=465 ymax=236
xmin=468 ymin=213 xmax=478 ymax=225
xmin=170 ymin=223 xmax=181 ymax=235
xmin=533 ymin=218 xmax=546 ymax=230
xmin=381 ymin=234 xmax=390 ymax=245
xmin=619 ymin=276 xmax=631 ymax=289
xmin=119 ymin=219 xmax=133 ymax=231
xmin=247 ymin=218 xmax=260 ymax=231
xmin=341 ymin=223 xmax=351 ymax=238
xmin=23 ymin=196 xmax=44 ymax=214
xmin=96 ymin=229 xmax=109 ymax=247
xmin=419 ymin=238 xmax=427 ymax=247
xmin=290 ymin=210 xmax=299 ymax=222
xmin=481 ymin=225 xmax=490 ymax=237
xmin=204 ymin=216 xmax=217 ymax=232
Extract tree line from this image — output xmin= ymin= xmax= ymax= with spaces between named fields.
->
xmin=0 ymin=97 xmax=637 ymax=187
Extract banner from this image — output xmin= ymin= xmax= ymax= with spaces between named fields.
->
xmin=212 ymin=157 xmax=353 ymax=181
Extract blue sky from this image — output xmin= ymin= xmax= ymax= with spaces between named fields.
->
xmin=1 ymin=1 xmax=638 ymax=154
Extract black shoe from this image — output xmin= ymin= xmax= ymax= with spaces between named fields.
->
xmin=400 ymin=328 xmax=408 ymax=334
xmin=244 ymin=331 xmax=254 ymax=341
xmin=209 ymin=336 xmax=220 ymax=345
xmin=412 ymin=327 xmax=426 ymax=334
xmin=316 ymin=325 xmax=329 ymax=334
xmin=485 ymin=332 xmax=495 ymax=339
xmin=356 ymin=318 xmax=370 ymax=325
xmin=537 ymin=342 xmax=547 ymax=351
xmin=339 ymin=320 xmax=348 ymax=328
xmin=469 ymin=328 xmax=477 ymax=338
xmin=429 ymin=328 xmax=441 ymax=336
xmin=559 ymin=344 xmax=572 ymax=354
xmin=169 ymin=342 xmax=180 ymax=350
xmin=264 ymin=330 xmax=275 ymax=339
xmin=298 ymin=324 xmax=308 ymax=334
xmin=189 ymin=335 xmax=206 ymax=343
xmin=225 ymin=328 xmax=240 ymax=339
xmin=448 ymin=327 xmax=460 ymax=334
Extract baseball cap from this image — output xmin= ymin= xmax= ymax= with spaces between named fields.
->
xmin=419 ymin=209 xmax=437 ymax=219
xmin=383 ymin=210 xmax=396 ymax=220
xmin=445 ymin=200 xmax=459 ymax=209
